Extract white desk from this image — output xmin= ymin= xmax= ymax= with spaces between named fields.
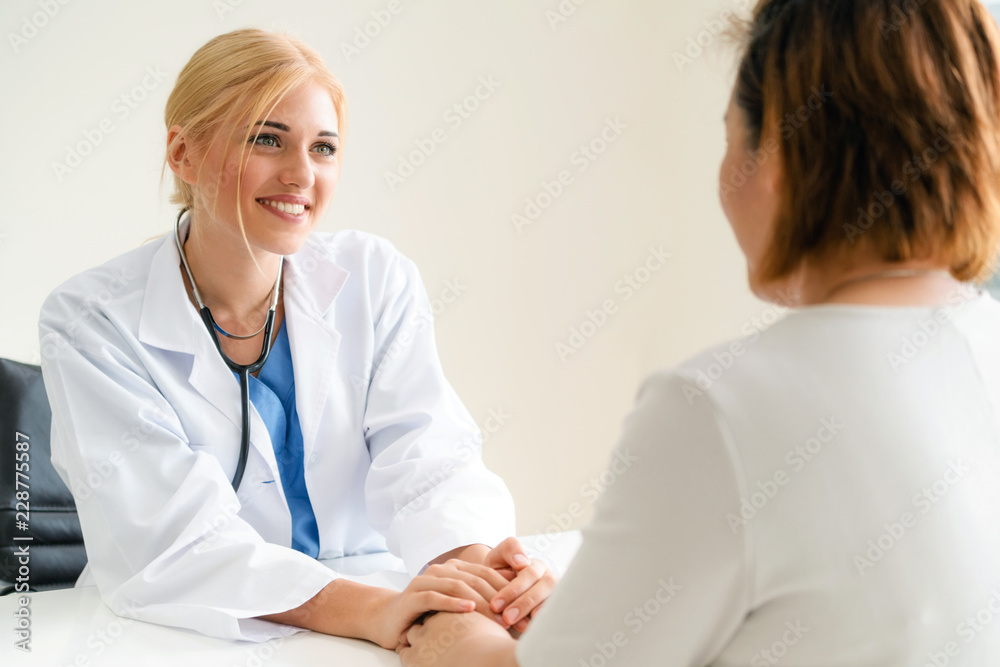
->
xmin=2 ymin=532 xmax=581 ymax=666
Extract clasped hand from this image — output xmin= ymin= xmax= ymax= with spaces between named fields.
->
xmin=377 ymin=537 xmax=556 ymax=650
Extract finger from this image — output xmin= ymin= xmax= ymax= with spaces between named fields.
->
xmin=499 ymin=571 xmax=557 ymax=626
xmin=416 ymin=569 xmax=499 ymax=614
xmin=405 ymin=621 xmax=426 ymax=646
xmin=501 ymin=577 xmax=556 ymax=626
xmin=490 ymin=561 xmax=546 ymax=613
xmin=408 ymin=578 xmax=492 ymax=620
xmin=431 ymin=559 xmax=513 ymax=593
xmin=404 ymin=589 xmax=476 ymax=622
xmin=484 ymin=537 xmax=530 ymax=571
xmin=397 ymin=644 xmax=414 ymax=666
xmin=512 ymin=601 xmax=543 ymax=633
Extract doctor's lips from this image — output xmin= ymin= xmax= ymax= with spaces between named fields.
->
xmin=255 ymin=194 xmax=311 ymax=217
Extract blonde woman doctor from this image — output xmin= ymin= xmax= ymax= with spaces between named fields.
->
xmin=38 ymin=28 xmax=553 ymax=650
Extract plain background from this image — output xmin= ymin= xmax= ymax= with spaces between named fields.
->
xmin=2 ymin=0 xmax=999 ymax=536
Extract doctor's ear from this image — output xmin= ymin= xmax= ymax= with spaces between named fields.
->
xmin=166 ymin=125 xmax=200 ymax=185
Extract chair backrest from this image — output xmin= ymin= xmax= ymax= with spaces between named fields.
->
xmin=0 ymin=357 xmax=87 ymax=593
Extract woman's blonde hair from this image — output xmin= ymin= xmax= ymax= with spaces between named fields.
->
xmin=158 ymin=28 xmax=347 ymax=264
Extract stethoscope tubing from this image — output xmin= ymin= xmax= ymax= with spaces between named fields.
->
xmin=174 ymin=208 xmax=282 ymax=492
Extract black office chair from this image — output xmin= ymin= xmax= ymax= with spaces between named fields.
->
xmin=0 ymin=357 xmax=87 ymax=594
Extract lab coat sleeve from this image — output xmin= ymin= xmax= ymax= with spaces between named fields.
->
xmin=39 ymin=293 xmax=338 ymax=642
xmin=515 ymin=370 xmax=751 ymax=666
xmin=360 ymin=248 xmax=516 ymax=576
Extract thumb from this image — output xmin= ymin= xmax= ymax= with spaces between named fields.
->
xmin=485 ymin=537 xmax=530 ymax=570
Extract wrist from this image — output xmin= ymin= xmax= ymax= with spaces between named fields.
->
xmin=429 ymin=543 xmax=491 ymax=567
xmin=433 ymin=613 xmax=517 ymax=667
xmin=355 ymin=583 xmax=399 ymax=644
xmin=457 ymin=543 xmax=491 ymax=565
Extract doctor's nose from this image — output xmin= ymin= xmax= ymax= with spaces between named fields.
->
xmin=278 ymin=149 xmax=316 ymax=190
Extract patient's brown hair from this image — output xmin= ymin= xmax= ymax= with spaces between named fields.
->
xmin=731 ymin=0 xmax=1000 ymax=283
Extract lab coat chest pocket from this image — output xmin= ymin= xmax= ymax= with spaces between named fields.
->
xmin=180 ymin=407 xmax=280 ymax=491
xmin=182 ymin=418 xmax=292 ymax=547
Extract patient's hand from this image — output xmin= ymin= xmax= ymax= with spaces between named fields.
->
xmin=483 ymin=537 xmax=559 ymax=633
xmin=399 ymin=611 xmax=518 ymax=667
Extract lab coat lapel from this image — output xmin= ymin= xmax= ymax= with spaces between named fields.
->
xmin=282 ymin=236 xmax=349 ymax=464
xmin=137 ymin=216 xmax=283 ymax=482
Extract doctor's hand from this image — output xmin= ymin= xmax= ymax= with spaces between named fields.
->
xmin=483 ymin=537 xmax=558 ymax=634
xmin=375 ymin=559 xmax=511 ymax=650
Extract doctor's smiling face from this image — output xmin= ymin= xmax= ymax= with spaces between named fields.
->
xmin=170 ymin=79 xmax=341 ymax=259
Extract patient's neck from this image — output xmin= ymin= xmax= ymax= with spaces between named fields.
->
xmin=760 ymin=259 xmax=974 ymax=308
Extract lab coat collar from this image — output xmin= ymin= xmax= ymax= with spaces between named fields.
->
xmin=137 ymin=212 xmax=350 ymax=481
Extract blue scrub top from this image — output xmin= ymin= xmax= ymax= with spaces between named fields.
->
xmin=233 ymin=322 xmax=320 ymax=558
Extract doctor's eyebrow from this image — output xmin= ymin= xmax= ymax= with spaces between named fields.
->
xmin=247 ymin=120 xmax=338 ymax=138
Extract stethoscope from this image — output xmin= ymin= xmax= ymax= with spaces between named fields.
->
xmin=174 ymin=207 xmax=284 ymax=491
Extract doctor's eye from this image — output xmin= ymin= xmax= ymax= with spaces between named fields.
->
xmin=316 ymin=142 xmax=338 ymax=157
xmin=250 ymin=134 xmax=280 ymax=148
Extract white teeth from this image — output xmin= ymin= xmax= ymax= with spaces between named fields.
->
xmin=259 ymin=199 xmax=306 ymax=215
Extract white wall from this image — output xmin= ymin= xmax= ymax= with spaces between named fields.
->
xmin=0 ymin=0 xmax=768 ymax=534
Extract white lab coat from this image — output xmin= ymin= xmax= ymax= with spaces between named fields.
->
xmin=37 ymin=214 xmax=515 ymax=642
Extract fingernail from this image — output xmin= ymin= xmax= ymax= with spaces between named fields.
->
xmin=513 ymin=554 xmax=529 ymax=566
xmin=494 ymin=614 xmax=506 ymax=625
xmin=492 ymin=598 xmax=506 ymax=613
xmin=503 ymin=607 xmax=519 ymax=624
